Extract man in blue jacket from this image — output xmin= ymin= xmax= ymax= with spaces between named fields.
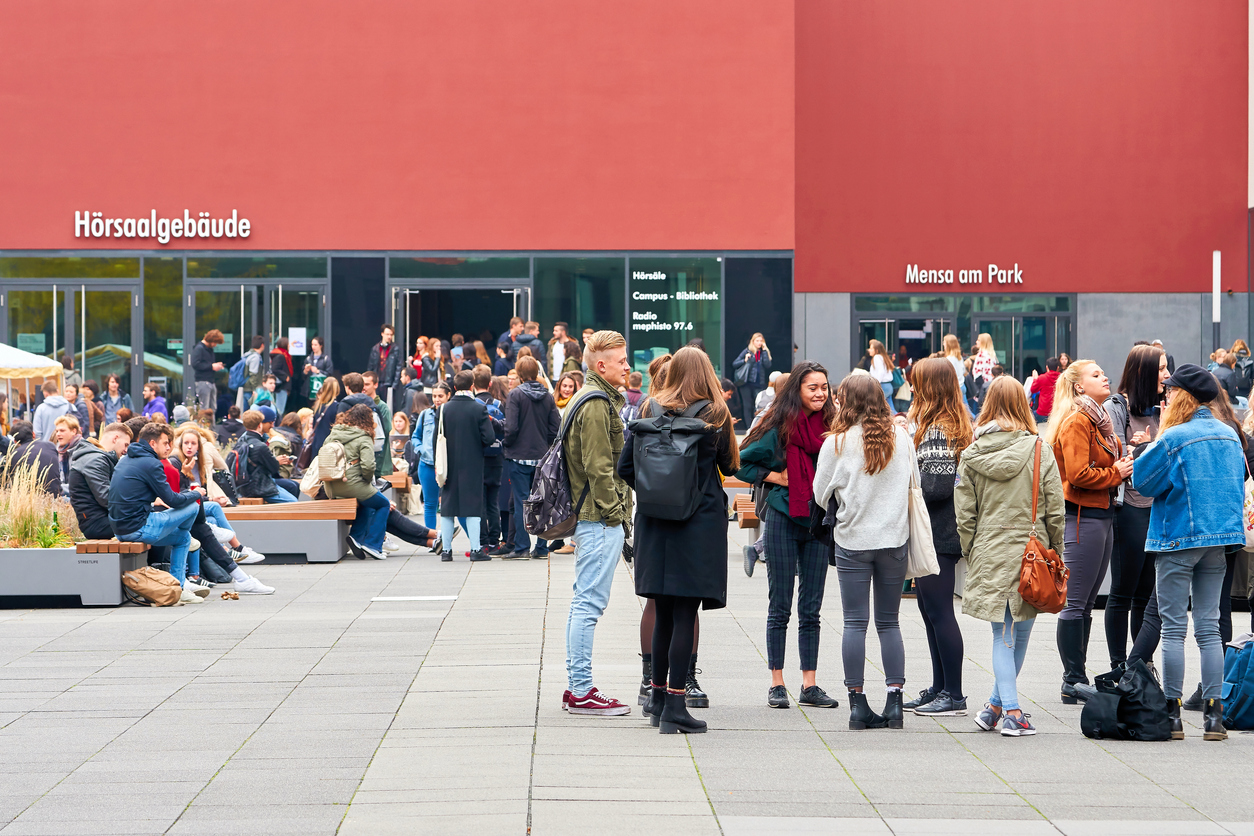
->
xmin=109 ymin=421 xmax=205 ymax=604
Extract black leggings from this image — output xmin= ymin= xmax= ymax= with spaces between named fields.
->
xmin=640 ymin=598 xmax=699 ymax=655
xmin=914 ymin=552 xmax=964 ymax=698
xmin=651 ymin=596 xmax=701 ymax=691
xmin=1105 ymin=504 xmax=1155 ymax=665
xmin=386 ymin=509 xmax=432 ymax=546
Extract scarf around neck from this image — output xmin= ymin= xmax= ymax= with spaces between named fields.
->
xmin=787 ymin=410 xmax=827 ymax=517
xmin=1075 ymin=394 xmax=1118 ymax=452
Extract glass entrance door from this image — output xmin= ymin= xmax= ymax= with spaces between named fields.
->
xmin=974 ymin=316 xmax=1068 ymax=380
xmin=186 ymin=285 xmax=256 ymax=414
xmin=73 ymin=285 xmax=142 ymax=410
xmin=389 ymin=283 xmax=531 ymax=374
xmin=262 ymin=283 xmax=324 ymax=412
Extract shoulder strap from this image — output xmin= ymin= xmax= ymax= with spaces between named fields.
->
xmin=681 ymin=399 xmax=711 ymax=419
xmin=1030 ymin=437 xmax=1042 ymax=535
xmin=558 ymin=390 xmax=610 ymax=440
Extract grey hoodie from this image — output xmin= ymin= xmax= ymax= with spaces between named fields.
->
xmin=32 ymin=394 xmax=70 ymax=442
xmin=953 ymin=423 xmax=1066 ymax=622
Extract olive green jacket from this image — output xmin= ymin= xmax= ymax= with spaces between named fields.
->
xmin=565 ymin=371 xmax=630 ymax=526
xmin=954 ymin=424 xmax=1066 ymax=622
xmin=322 ymin=424 xmax=378 ymax=501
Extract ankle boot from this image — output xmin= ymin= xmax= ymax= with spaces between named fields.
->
xmin=638 ymin=654 xmax=652 ymax=705
xmin=1203 ymin=698 xmax=1228 ymax=741
xmin=1057 ymin=619 xmax=1089 ymax=703
xmin=1182 ymin=682 xmax=1203 ymax=711
xmin=883 ymin=690 xmax=904 ymax=729
xmin=685 ymin=654 xmax=709 ymax=708
xmin=659 ymin=692 xmax=707 ymax=734
xmin=1166 ymin=698 xmax=1184 ymax=740
xmin=848 ymin=690 xmax=889 ymax=730
xmin=642 ymin=683 xmax=665 ymax=728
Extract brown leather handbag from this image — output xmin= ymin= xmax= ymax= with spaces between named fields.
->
xmin=1018 ymin=437 xmax=1069 ymax=613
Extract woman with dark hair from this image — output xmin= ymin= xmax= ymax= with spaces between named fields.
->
xmin=101 ymin=373 xmax=132 ymax=425
xmin=270 ymin=337 xmax=293 ymax=416
xmin=1102 ymin=344 xmax=1167 ymax=668
xmin=902 ymin=358 xmax=973 ymax=717
xmin=619 ymin=347 xmax=739 ymax=734
xmin=814 ymin=373 xmax=919 ymax=729
xmin=736 ymin=361 xmax=840 ymax=710
xmin=562 ymin=340 xmax=583 ymax=376
xmin=304 ymin=336 xmax=332 ymax=378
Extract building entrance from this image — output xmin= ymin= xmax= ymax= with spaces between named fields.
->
xmin=388 ymin=281 xmax=531 ymax=374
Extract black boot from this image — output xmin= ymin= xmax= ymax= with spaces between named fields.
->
xmin=1182 ymin=682 xmax=1203 ymax=711
xmin=1203 ymin=698 xmax=1228 ymax=741
xmin=659 ymin=692 xmax=707 ymax=734
xmin=883 ymin=689 xmax=904 ymax=729
xmin=638 ymin=654 xmax=652 ymax=706
xmin=685 ymin=654 xmax=709 ymax=708
xmin=1058 ymin=619 xmax=1089 ymax=703
xmin=848 ymin=691 xmax=888 ymax=730
xmin=642 ymin=683 xmax=665 ymax=728
xmin=1166 ymin=697 xmax=1184 ymax=740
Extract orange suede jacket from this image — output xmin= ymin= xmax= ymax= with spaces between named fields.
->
xmin=1052 ymin=410 xmax=1124 ymax=509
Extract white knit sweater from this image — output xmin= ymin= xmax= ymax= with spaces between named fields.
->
xmin=812 ymin=423 xmax=916 ymax=551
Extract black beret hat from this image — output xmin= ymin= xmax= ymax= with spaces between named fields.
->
xmin=1164 ymin=363 xmax=1219 ymax=403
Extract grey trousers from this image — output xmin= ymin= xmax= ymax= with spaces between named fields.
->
xmin=193 ymin=381 xmax=217 ymax=414
xmin=1060 ymin=512 xmax=1114 ymax=621
xmin=834 ymin=541 xmax=908 ymax=689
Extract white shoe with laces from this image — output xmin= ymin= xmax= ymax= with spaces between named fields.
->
xmin=179 ymin=589 xmax=204 ymax=604
xmin=234 ymin=576 xmax=275 ymax=595
xmin=383 ymin=536 xmax=401 ymax=553
xmin=238 ymin=547 xmax=265 ymax=564
xmin=185 ymin=581 xmax=212 ymax=598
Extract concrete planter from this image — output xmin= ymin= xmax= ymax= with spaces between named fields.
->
xmin=0 ymin=546 xmax=143 ymax=606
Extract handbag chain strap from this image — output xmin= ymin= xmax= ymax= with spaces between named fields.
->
xmin=1029 ymin=437 xmax=1042 ymax=539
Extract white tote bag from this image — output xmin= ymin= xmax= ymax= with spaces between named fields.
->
xmin=434 ymin=406 xmax=449 ymax=488
xmin=905 ymin=460 xmax=940 ymax=579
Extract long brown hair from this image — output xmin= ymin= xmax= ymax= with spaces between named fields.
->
xmin=646 ymin=347 xmax=740 ymax=472
xmin=868 ymin=339 xmax=894 ymax=369
xmin=1159 ymin=388 xmax=1202 ymax=434
xmin=976 ymin=376 xmax=1039 ymax=434
xmin=908 ymin=357 xmax=973 ymax=458
xmin=473 ymin=340 xmax=491 ymax=366
xmin=742 ymin=361 xmax=836 ymax=450
xmin=647 ymin=353 xmax=672 ymax=392
xmin=828 ymin=373 xmax=895 ymax=474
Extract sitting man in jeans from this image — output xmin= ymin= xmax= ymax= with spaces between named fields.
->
xmin=234 ymin=407 xmax=299 ymax=502
xmin=109 ymin=421 xmax=206 ymax=605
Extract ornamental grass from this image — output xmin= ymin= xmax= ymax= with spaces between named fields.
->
xmin=0 ymin=459 xmax=83 ymax=549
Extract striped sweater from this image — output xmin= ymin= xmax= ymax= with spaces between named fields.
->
xmin=917 ymin=425 xmax=962 ymax=555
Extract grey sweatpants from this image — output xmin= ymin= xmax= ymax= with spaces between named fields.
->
xmin=834 ymin=542 xmax=908 ymax=689
xmin=1060 ymin=512 xmax=1114 ymax=621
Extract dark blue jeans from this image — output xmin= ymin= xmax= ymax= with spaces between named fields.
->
xmin=350 ymin=492 xmax=391 ymax=552
xmin=506 ymin=460 xmax=547 ymax=554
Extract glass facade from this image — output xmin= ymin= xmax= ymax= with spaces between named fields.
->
xmin=627 ymin=256 xmax=723 ymax=377
xmin=390 ymin=257 xmax=529 ymax=279
xmin=533 ymin=258 xmax=625 ymax=338
xmin=144 ymin=258 xmax=185 ymax=405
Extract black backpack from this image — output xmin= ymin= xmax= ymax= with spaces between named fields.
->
xmin=225 ymin=441 xmax=254 ymax=493
xmin=523 ymin=391 xmax=610 ymax=540
xmin=628 ymin=399 xmax=711 ymax=521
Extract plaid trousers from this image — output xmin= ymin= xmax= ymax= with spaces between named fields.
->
xmin=764 ymin=507 xmax=831 ymax=671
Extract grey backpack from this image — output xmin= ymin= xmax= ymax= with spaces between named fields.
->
xmin=628 ymin=399 xmax=711 ymax=521
xmin=523 ymin=391 xmax=610 ymax=540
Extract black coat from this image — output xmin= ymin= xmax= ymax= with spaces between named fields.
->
xmin=190 ymin=341 xmax=217 ymax=383
xmin=368 ymin=342 xmax=403 ymax=388
xmin=437 ymin=394 xmax=495 ymax=517
xmin=8 ymin=440 xmax=62 ymax=497
xmin=617 ymin=403 xmax=735 ymax=609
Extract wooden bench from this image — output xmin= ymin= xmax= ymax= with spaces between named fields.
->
xmin=733 ymin=494 xmax=759 ymax=529
xmin=0 ymin=539 xmax=147 ymax=607
xmin=223 ymin=499 xmax=358 ymax=563
xmin=237 ymin=497 xmax=264 ymax=506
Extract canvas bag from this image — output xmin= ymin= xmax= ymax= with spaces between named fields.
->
xmin=434 ymin=405 xmax=449 ymax=487
xmin=523 ymin=391 xmax=610 ymax=540
xmin=905 ymin=460 xmax=940 ymax=579
xmin=122 ymin=566 xmax=183 ymax=607
xmin=1018 ymin=437 xmax=1069 ymax=613
xmin=628 ymin=399 xmax=711 ymax=522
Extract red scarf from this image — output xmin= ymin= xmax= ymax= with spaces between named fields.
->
xmin=787 ymin=410 xmax=827 ymax=517
xmin=272 ymin=347 xmax=293 ymax=377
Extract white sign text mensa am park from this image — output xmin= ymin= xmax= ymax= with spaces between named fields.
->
xmin=906 ymin=263 xmax=1023 ymax=285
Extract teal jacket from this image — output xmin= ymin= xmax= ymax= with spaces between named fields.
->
xmin=735 ymin=427 xmax=804 ymax=525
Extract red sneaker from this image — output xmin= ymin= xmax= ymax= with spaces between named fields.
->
xmin=562 ymin=690 xmax=571 ymax=711
xmin=567 ymin=687 xmax=631 ymax=716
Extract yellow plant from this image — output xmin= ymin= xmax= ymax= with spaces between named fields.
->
xmin=0 ymin=458 xmax=83 ymax=549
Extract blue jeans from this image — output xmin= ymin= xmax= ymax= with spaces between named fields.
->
xmin=989 ymin=604 xmax=1034 ymax=711
xmin=350 ymin=491 xmax=391 ymax=552
xmin=565 ymin=520 xmax=625 ymax=696
xmin=202 ymin=501 xmax=234 ymax=534
xmin=117 ymin=502 xmax=201 ymax=585
xmin=1157 ymin=546 xmax=1226 ymax=700
xmin=507 ymin=460 xmax=547 ymax=554
xmin=265 ymin=483 xmax=299 ymax=504
xmin=275 ymin=390 xmax=288 ymax=416
xmin=441 ymin=515 xmax=480 ymax=552
xmin=417 ymin=461 xmax=439 ymax=529
xmin=880 ymin=381 xmax=897 ymax=415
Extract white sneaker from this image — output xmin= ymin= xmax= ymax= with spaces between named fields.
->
xmin=188 ymin=536 xmax=200 ymax=553
xmin=233 ymin=576 xmax=275 ymax=595
xmin=208 ymin=524 xmax=234 ymax=546
xmin=238 ymin=547 xmax=265 ymax=564
xmin=185 ymin=582 xmax=211 ymax=599
xmin=360 ymin=541 xmax=387 ymax=560
xmin=382 ymin=536 xmax=401 ymax=553
xmin=179 ymin=589 xmax=204 ymax=604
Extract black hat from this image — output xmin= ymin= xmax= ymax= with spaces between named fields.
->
xmin=1164 ymin=363 xmax=1219 ymax=403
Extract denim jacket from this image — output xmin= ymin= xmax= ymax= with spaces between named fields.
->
xmin=410 ymin=408 xmax=437 ymax=466
xmin=1132 ymin=407 xmax=1246 ymax=552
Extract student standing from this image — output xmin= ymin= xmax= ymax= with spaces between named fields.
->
xmin=563 ymin=331 xmax=632 ymax=716
xmin=737 ymin=361 xmax=840 ymax=710
xmin=813 ymin=373 xmax=917 ymax=729
xmin=367 ymin=324 xmax=403 ymax=409
xmin=270 ymin=337 xmax=293 ymax=416
xmin=435 ymin=371 xmax=495 ymax=562
xmin=732 ymin=333 xmax=773 ymax=428
xmin=1102 ymin=344 xmax=1167 ymax=667
xmin=955 ymin=377 xmax=1065 ymax=737
xmin=867 ymin=339 xmax=896 ymax=415
xmin=471 ymin=365 xmax=506 ymax=553
xmin=101 ymin=374 xmax=132 ymax=425
xmin=618 ymin=346 xmax=737 ymax=734
xmin=1133 ymin=365 xmax=1243 ymax=741
xmin=501 ymin=357 xmax=560 ymax=558
xmin=190 ymin=329 xmax=226 ymax=412
xmin=903 ymin=358 xmax=971 ymax=716
xmin=1044 ymin=360 xmax=1131 ymax=704
xmin=412 ymin=382 xmax=451 ymax=529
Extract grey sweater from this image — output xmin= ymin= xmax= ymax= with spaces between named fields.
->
xmin=812 ymin=423 xmax=917 ymax=551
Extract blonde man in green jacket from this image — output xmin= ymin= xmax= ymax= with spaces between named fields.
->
xmin=323 ymin=404 xmax=391 ymax=560
xmin=563 ymin=330 xmax=633 ymax=716
xmin=955 ymin=377 xmax=1065 ymax=738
